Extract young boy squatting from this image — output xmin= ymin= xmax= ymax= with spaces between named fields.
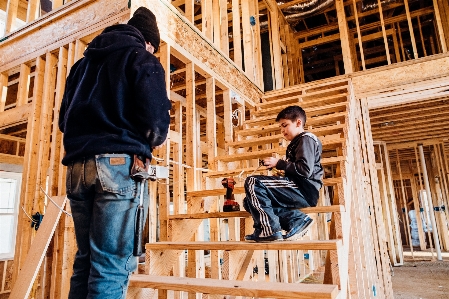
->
xmin=243 ymin=106 xmax=324 ymax=242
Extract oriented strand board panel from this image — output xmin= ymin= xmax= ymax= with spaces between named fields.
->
xmin=0 ymin=0 xmax=129 ymax=70
xmin=133 ymin=0 xmax=262 ymax=105
xmin=9 ymin=196 xmax=67 ymax=299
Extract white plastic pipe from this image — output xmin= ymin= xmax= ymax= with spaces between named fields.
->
xmin=418 ymin=144 xmax=442 ymax=261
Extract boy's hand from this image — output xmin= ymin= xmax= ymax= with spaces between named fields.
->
xmin=262 ymin=157 xmax=279 ymax=169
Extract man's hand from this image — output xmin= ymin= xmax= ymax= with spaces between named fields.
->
xmin=263 ymin=157 xmax=279 ymax=169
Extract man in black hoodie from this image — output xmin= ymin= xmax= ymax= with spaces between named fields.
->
xmin=59 ymin=7 xmax=171 ymax=299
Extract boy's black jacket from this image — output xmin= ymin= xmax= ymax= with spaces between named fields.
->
xmin=276 ymin=132 xmax=324 ymax=191
xmin=59 ymin=24 xmax=171 ymax=165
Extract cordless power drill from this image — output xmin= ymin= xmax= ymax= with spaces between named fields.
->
xmin=222 ymin=178 xmax=240 ymax=212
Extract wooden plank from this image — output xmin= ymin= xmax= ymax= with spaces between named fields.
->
xmin=9 ymin=196 xmax=67 ymax=299
xmin=146 ymin=240 xmax=341 ymax=251
xmin=0 ymin=73 xmax=8 ymax=112
xmin=129 ymin=275 xmax=339 ymax=299
xmin=185 ymin=0 xmax=195 ymax=23
xmin=0 ymin=153 xmax=24 ymax=164
xmin=12 ymin=56 xmax=45 ymax=285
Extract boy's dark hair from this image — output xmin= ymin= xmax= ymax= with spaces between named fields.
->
xmin=276 ymin=106 xmax=306 ymax=126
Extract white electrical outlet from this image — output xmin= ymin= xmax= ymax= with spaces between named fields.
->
xmin=148 ymin=165 xmax=169 ymax=179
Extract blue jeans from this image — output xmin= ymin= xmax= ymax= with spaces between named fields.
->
xmin=66 ymin=154 xmax=149 ymax=299
xmin=243 ymin=175 xmax=315 ymax=237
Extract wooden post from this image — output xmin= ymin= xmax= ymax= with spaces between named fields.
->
xmin=417 ymin=17 xmax=428 ymax=57
xmin=267 ymin=1 xmax=283 ymax=89
xmin=16 ymin=64 xmax=31 ymax=107
xmin=26 ymin=0 xmax=40 ymax=23
xmin=376 ymin=0 xmax=391 ymax=64
xmin=414 ymin=146 xmax=435 ymax=258
xmin=336 ymin=0 xmax=354 ymax=73
xmin=404 ymin=0 xmax=419 ymax=59
xmin=213 ymin=0 xmax=221 ymax=49
xmin=5 ymin=0 xmax=19 ymax=34
xmin=241 ymin=0 xmax=254 ymax=81
xmin=12 ymin=56 xmax=45 ymax=285
xmin=352 ymin=0 xmax=366 ymax=70
xmin=433 ymin=0 xmax=448 ymax=52
xmin=0 ymin=73 xmax=7 ymax=112
xmin=231 ymin=0 xmax=242 ymax=69
xmin=185 ymin=0 xmax=195 ymax=23
xmin=219 ymin=0 xmax=229 ymax=55
xmin=418 ymin=144 xmax=443 ymax=260
xmin=396 ymin=150 xmax=414 ymax=257
xmin=202 ymin=0 xmax=213 ymax=40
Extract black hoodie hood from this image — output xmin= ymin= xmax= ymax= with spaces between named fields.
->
xmin=84 ymin=24 xmax=146 ymax=60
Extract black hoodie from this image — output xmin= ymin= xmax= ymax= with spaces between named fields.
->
xmin=59 ymin=24 xmax=171 ymax=165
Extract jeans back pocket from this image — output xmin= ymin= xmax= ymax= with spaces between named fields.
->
xmin=95 ymin=154 xmax=136 ymax=197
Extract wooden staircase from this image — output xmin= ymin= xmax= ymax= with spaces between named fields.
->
xmin=127 ymin=79 xmax=358 ymax=299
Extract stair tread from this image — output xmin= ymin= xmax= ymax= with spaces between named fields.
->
xmin=169 ymin=205 xmax=345 ymax=220
xmin=262 ymin=80 xmax=349 ymax=99
xmin=129 ymin=275 xmax=339 ymax=299
xmin=254 ymin=98 xmax=347 ymax=118
xmin=216 ymin=147 xmax=345 ymax=163
xmin=242 ymin=111 xmax=347 ymax=129
xmin=235 ymin=123 xmax=345 ymax=138
xmin=145 ymin=239 xmax=342 ymax=250
xmin=228 ymin=136 xmax=345 ymax=149
xmin=187 ymin=187 xmax=245 ymax=197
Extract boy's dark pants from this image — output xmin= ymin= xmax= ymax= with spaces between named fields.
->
xmin=243 ymin=175 xmax=318 ymax=237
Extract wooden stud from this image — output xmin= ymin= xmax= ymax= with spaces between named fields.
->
xmin=0 ymin=73 xmax=8 ymax=112
xmin=213 ymin=0 xmax=221 ymax=49
xmin=219 ymin=0 xmax=229 ymax=55
xmin=417 ymin=17 xmax=428 ymax=57
xmin=352 ymin=0 xmax=365 ymax=70
xmin=16 ymin=64 xmax=31 ymax=107
xmin=241 ymin=0 xmax=254 ymax=81
xmin=185 ymin=0 xmax=195 ymax=23
xmin=396 ymin=150 xmax=414 ymax=258
xmin=433 ymin=0 xmax=448 ymax=52
xmin=5 ymin=0 xmax=19 ymax=34
xmin=335 ymin=0 xmax=354 ymax=74
xmin=201 ymin=0 xmax=213 ymax=41
xmin=26 ymin=0 xmax=40 ymax=23
xmin=376 ymin=0 xmax=391 ymax=64
xmin=231 ymin=0 xmax=242 ymax=69
xmin=404 ymin=0 xmax=419 ymax=59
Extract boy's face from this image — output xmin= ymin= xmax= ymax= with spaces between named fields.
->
xmin=278 ymin=118 xmax=303 ymax=141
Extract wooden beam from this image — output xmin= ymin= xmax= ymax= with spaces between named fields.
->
xmin=5 ymin=0 xmax=19 ymax=34
xmin=26 ymin=0 xmax=40 ymax=23
xmin=376 ymin=0 xmax=391 ymax=64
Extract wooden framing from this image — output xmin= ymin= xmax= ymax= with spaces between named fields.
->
xmin=1 ymin=0 xmax=449 ymax=298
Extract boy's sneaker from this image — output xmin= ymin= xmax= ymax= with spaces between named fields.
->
xmin=245 ymin=231 xmax=283 ymax=242
xmin=284 ymin=217 xmax=313 ymax=241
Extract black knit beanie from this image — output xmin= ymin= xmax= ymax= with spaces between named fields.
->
xmin=128 ymin=7 xmax=160 ymax=52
